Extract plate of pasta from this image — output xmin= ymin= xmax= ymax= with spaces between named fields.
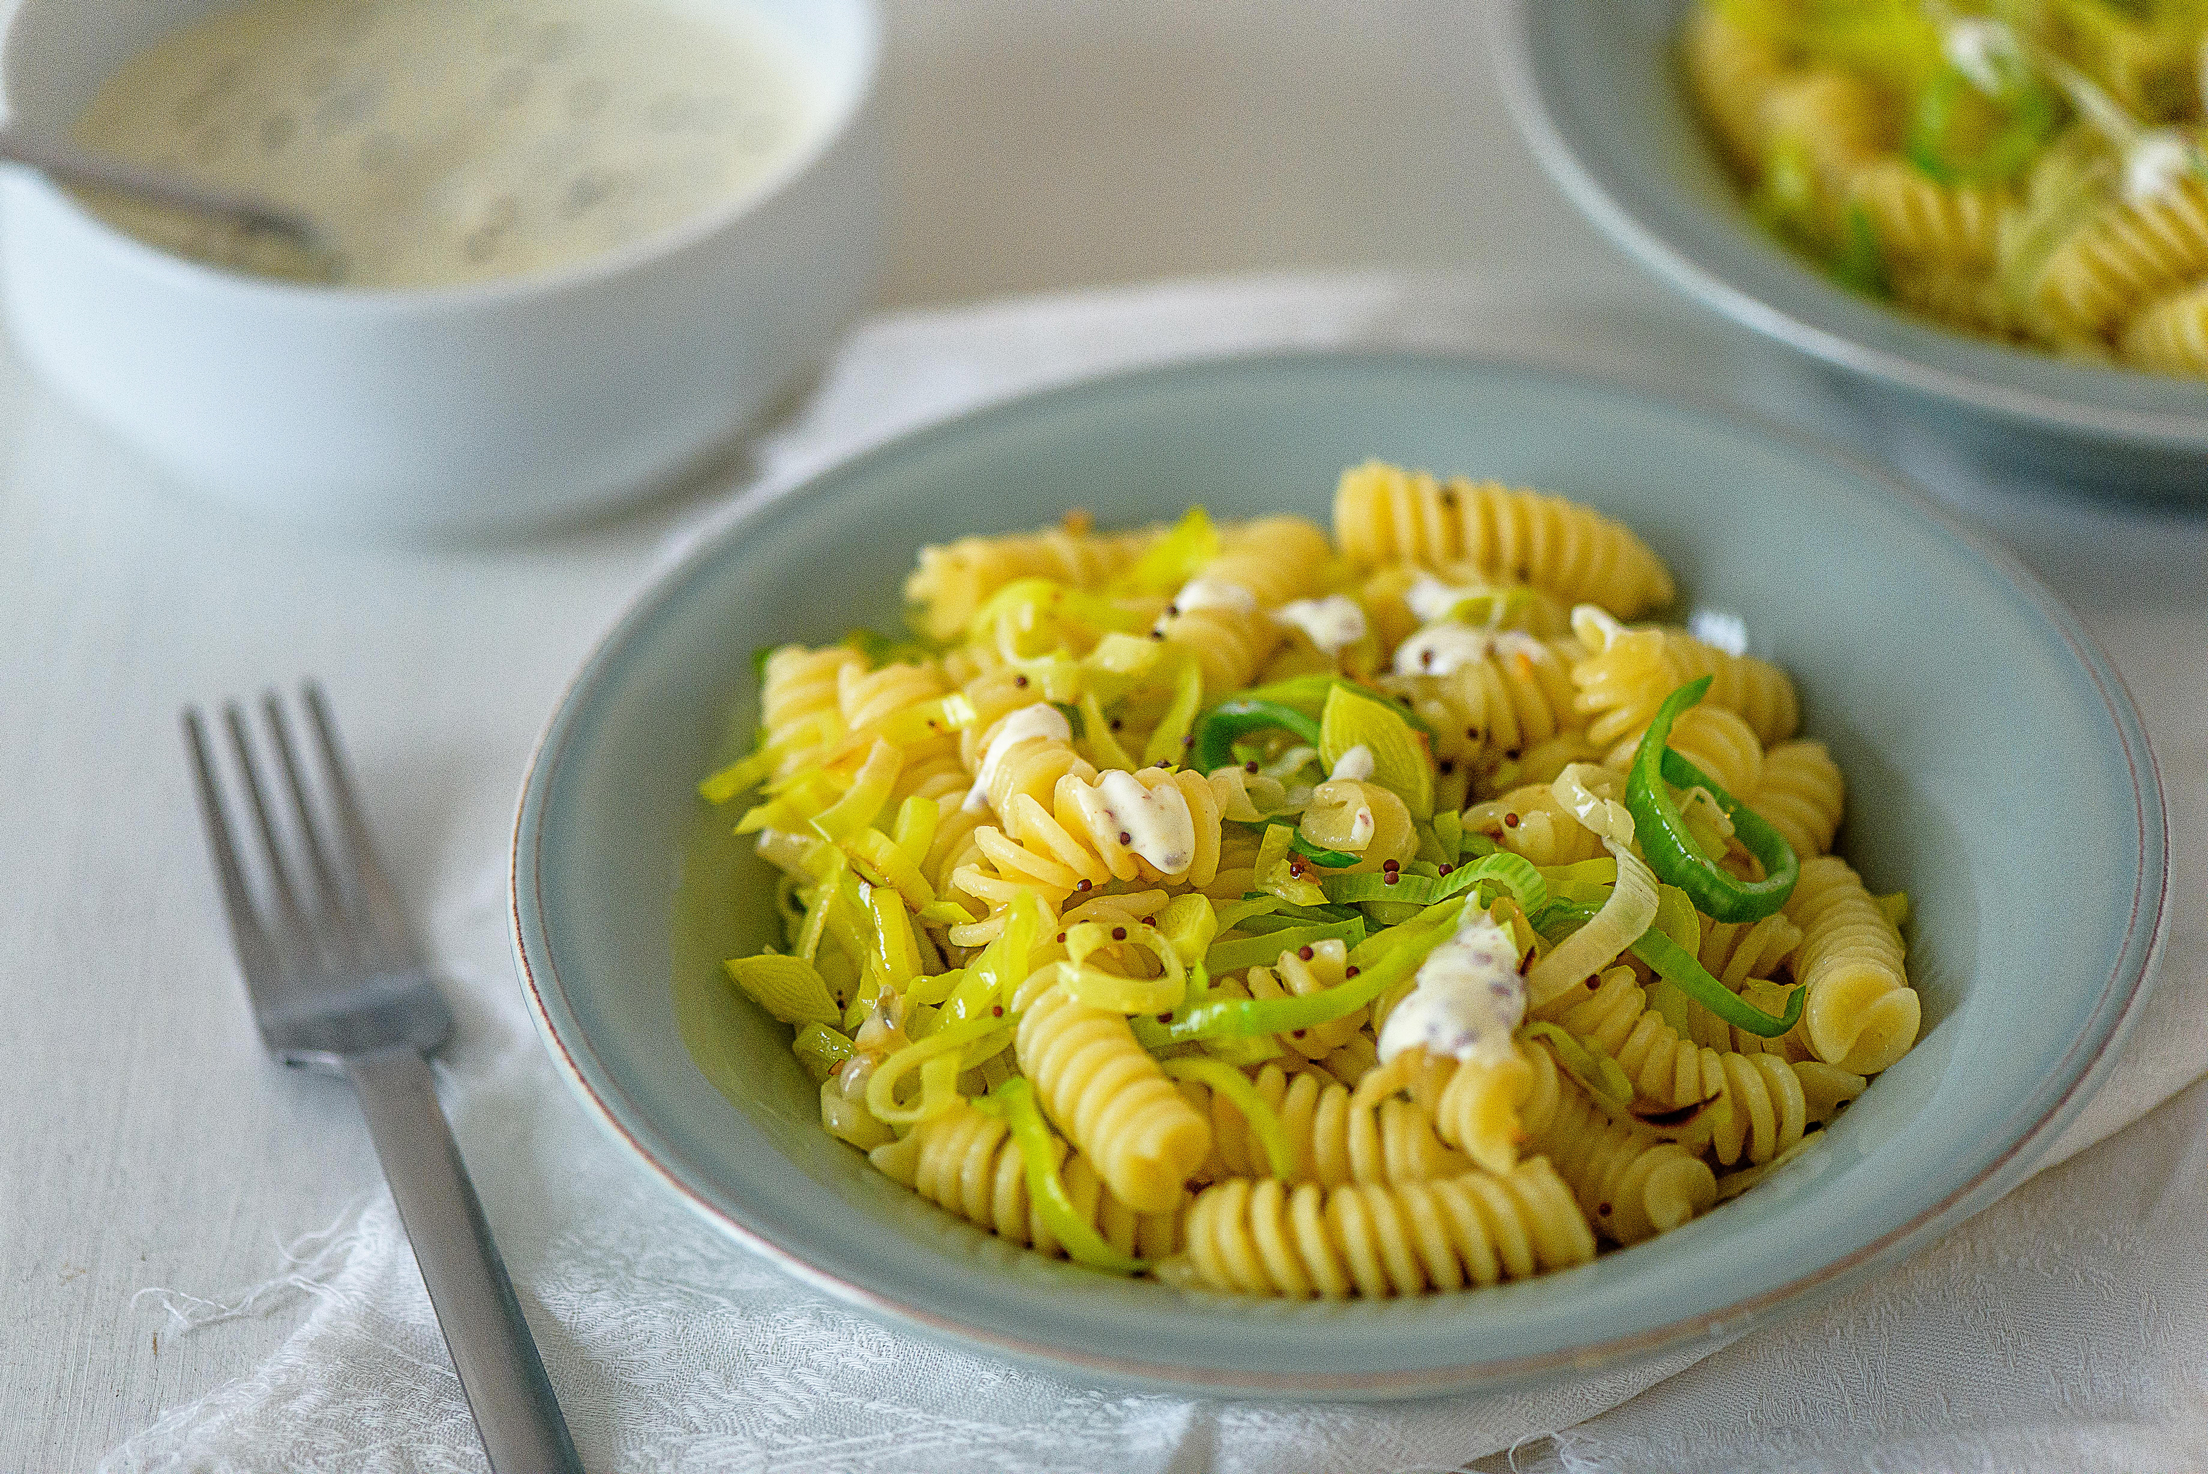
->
xmin=511 ymin=353 xmax=2165 ymax=1395
xmin=1497 ymin=0 xmax=2208 ymax=497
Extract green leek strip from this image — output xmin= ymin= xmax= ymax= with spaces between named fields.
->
xmin=1194 ymin=1032 xmax=1287 ymax=1066
xmin=1253 ymin=822 xmax=1329 ymax=907
xmin=1906 ymin=65 xmax=2057 ymax=186
xmin=809 ymin=739 xmax=904 ymax=843
xmin=792 ymin=1022 xmax=855 ymax=1079
xmin=1160 ymin=1058 xmax=1294 ymax=1178
xmin=1077 ymin=690 xmax=1138 ymax=770
xmin=845 ymin=827 xmax=935 ymax=913
xmin=1461 ymin=831 xmax=1500 ymax=859
xmin=1137 ymin=903 xmax=1460 ymax=1047
xmin=1348 ymin=895 xmax=1469 ymax=970
xmin=1213 ymin=895 xmax=1285 ymax=932
xmin=891 ymin=795 xmax=939 ymax=868
xmin=867 ymin=1010 xmax=1018 ymax=1125
xmin=1537 ymin=899 xmax=1804 ymax=1038
xmin=1318 ymin=683 xmax=1434 ymax=820
xmin=1156 ymin=894 xmax=1218 ymax=966
xmin=1115 ymin=505 xmax=1220 ymax=594
xmin=1202 ymin=919 xmax=1364 ymax=976
xmin=725 ymin=955 xmax=841 ymax=1026
xmin=1653 ymin=883 xmax=1701 ymax=954
xmin=736 ymin=767 xmax=844 ymax=835
xmin=943 ymin=891 xmax=1047 ymax=1023
xmin=1320 ymin=851 xmax=1545 ymax=914
xmin=1142 ymin=651 xmax=1206 ymax=766
xmin=1190 ymin=699 xmax=1324 ymax=774
xmin=1066 ymin=921 xmax=1186 ymax=1014
xmin=862 ymin=881 xmax=925 ymax=989
xmin=872 ymin=693 xmax=979 ymax=750
xmin=1431 ymin=810 xmax=1464 ymax=858
xmin=968 ymin=577 xmax=1147 ymax=640
xmin=1522 ymin=1021 xmax=1633 ymax=1111
xmin=903 ymin=966 xmax=965 ymax=1009
xmin=1288 ymin=832 xmax=1359 ymax=868
xmin=1624 ymin=676 xmax=1800 ymax=924
xmin=973 ymin=1079 xmax=1145 ymax=1274
xmin=1524 ymin=843 xmax=1659 ymax=1010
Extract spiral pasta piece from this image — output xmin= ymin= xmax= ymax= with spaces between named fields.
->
xmin=1795 ymin=1060 xmax=1869 ymax=1125
xmin=1462 ymin=768 xmax=1623 ymax=868
xmin=1521 ymin=1046 xmax=1718 ymax=1246
xmin=758 ymin=645 xmax=864 ymax=778
xmin=904 ymin=521 xmax=1163 ymax=641
xmin=1193 ymin=1061 xmax=1468 ymax=1187
xmin=2028 ymin=175 xmax=2208 ymax=341
xmin=1889 ymin=261 xmax=2036 ymax=341
xmin=870 ymin=1100 xmax=1184 ymax=1259
xmin=1603 ymin=702 xmax=1765 ymax=799
xmin=1785 ymin=856 xmax=1919 ymax=1075
xmin=1570 ymin=610 xmax=1800 ymax=750
xmin=1014 ymin=979 xmax=1211 ymax=1213
xmin=955 ymin=764 xmax=1223 ymax=924
xmin=2120 ymin=277 xmax=2208 ymax=375
xmin=1244 ymin=939 xmax=1362 ymax=1056
xmin=1378 ymin=636 xmax=1584 ymax=773
xmin=1178 ymin=1161 xmax=1595 ymax=1298
xmin=1426 ymin=1045 xmax=1538 ymax=1177
xmin=1359 ymin=562 xmax=1574 ymax=653
xmin=1850 ymin=159 xmax=2005 ymax=271
xmin=1752 ymin=739 xmax=1845 ymax=860
xmin=1333 ymin=462 xmax=1676 ymax=615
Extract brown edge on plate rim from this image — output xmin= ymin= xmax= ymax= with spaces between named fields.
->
xmin=1488 ymin=0 xmax=2208 ymax=450
xmin=505 ymin=348 xmax=2172 ymax=1398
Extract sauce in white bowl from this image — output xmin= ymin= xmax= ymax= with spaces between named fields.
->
xmin=74 ymin=0 xmax=828 ymax=289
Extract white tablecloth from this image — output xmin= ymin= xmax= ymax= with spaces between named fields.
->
xmin=4 ymin=3 xmax=2205 ymax=1469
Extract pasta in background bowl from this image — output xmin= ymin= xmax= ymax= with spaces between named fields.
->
xmin=511 ymin=354 xmax=2165 ymax=1395
xmin=1496 ymin=0 xmax=2208 ymax=497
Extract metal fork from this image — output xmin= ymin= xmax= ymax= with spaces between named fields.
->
xmin=183 ymin=684 xmax=582 ymax=1474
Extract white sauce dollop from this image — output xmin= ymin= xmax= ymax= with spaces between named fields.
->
xmin=1686 ymin=607 xmax=1749 ymax=657
xmin=1168 ymin=578 xmax=1258 ymax=617
xmin=1378 ymin=911 xmax=1527 ymax=1066
xmin=1405 ymin=574 xmax=1474 ymax=625
xmin=1069 ymin=770 xmax=1196 ymax=874
xmin=1274 ymin=595 xmax=1367 ymax=654
xmin=1943 ymin=18 xmax=2022 ymax=95
xmin=1328 ymin=743 xmax=1375 ymax=782
xmin=963 ymin=703 xmax=1072 ymax=814
xmin=1392 ymin=625 xmax=1545 ymax=677
xmin=2125 ymin=129 xmax=2202 ymax=205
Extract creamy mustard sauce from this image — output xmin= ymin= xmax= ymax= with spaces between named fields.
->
xmin=1942 ymin=18 xmax=2021 ymax=95
xmin=1327 ymin=743 xmax=1375 ymax=783
xmin=1391 ymin=625 xmax=1546 ymax=677
xmin=964 ymin=704 xmax=1072 ymax=814
xmin=1377 ymin=911 xmax=1526 ymax=1066
xmin=1168 ymin=578 xmax=1257 ymax=616
xmin=1274 ymin=595 xmax=1366 ymax=655
xmin=1070 ymin=770 xmax=1195 ymax=874
xmin=74 ymin=0 xmax=825 ymax=287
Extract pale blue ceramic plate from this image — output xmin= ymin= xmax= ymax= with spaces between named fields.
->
xmin=511 ymin=354 xmax=2166 ymax=1398
xmin=1495 ymin=0 xmax=2208 ymax=497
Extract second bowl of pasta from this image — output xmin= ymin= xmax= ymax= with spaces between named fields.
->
xmin=1497 ymin=0 xmax=2208 ymax=497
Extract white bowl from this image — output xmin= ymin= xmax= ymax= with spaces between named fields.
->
xmin=0 ymin=0 xmax=882 ymax=535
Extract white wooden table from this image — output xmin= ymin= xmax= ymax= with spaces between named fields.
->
xmin=4 ymin=2 xmax=2201 ymax=1467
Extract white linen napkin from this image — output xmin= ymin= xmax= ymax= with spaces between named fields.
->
xmin=103 ymin=272 xmax=2208 ymax=1474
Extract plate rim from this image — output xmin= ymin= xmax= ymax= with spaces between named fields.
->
xmin=1490 ymin=0 xmax=2208 ymax=454
xmin=509 ymin=348 xmax=2170 ymax=1397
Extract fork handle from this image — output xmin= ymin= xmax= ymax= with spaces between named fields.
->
xmin=347 ymin=1045 xmax=584 ymax=1474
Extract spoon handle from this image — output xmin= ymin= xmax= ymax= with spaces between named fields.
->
xmin=0 ymin=122 xmax=317 ymax=245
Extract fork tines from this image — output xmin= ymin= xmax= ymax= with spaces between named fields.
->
xmin=182 ymin=683 xmax=419 ymax=992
